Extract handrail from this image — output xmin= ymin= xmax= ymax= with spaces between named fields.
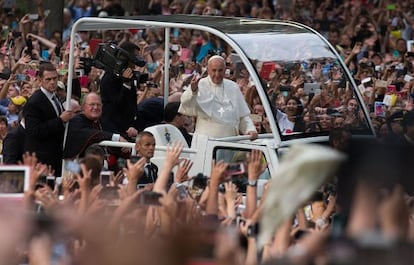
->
xmin=97 ymin=141 xmax=198 ymax=155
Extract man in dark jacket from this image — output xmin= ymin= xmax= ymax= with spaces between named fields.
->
xmin=100 ymin=41 xmax=142 ymax=141
xmin=24 ymin=63 xmax=76 ymax=176
xmin=135 ymin=131 xmax=158 ymax=185
xmin=63 ymin=92 xmax=127 ymax=159
xmin=3 ymin=120 xmax=25 ymax=164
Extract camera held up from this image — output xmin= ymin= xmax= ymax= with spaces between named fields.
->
xmin=93 ymin=42 xmax=148 ymax=83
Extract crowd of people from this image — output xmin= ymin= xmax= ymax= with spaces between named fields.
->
xmin=0 ymin=0 xmax=413 ymax=264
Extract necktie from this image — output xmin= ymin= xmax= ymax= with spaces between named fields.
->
xmin=145 ymin=164 xmax=154 ymax=182
xmin=52 ymin=95 xmax=62 ymax=115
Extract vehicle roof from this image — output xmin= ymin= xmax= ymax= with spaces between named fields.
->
xmin=76 ymin=14 xmax=307 ymax=34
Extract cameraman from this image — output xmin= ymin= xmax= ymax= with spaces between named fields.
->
xmin=100 ymin=41 xmax=141 ymax=141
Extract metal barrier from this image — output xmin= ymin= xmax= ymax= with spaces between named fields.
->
xmin=97 ymin=141 xmax=198 ymax=155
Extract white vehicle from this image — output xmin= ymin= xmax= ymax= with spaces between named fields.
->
xmin=64 ymin=15 xmax=375 ymax=192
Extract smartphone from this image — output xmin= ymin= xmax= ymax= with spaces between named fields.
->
xmin=117 ymin=158 xmax=126 ymax=169
xmin=138 ymin=191 xmax=162 ymax=206
xmin=75 ymin=69 xmax=84 ymax=77
xmin=218 ymin=183 xmax=226 ymax=193
xmin=404 ymin=74 xmax=413 ymax=82
xmin=236 ymin=216 xmax=246 ymax=227
xmin=41 ymin=50 xmax=49 ymax=61
xmin=176 ymin=183 xmax=187 ymax=201
xmin=65 ymin=160 xmax=81 ymax=174
xmin=226 ymin=163 xmax=246 ymax=176
xmin=55 ymin=177 xmax=63 ymax=197
xmin=1 ymin=26 xmax=8 ymax=39
xmin=173 ymin=28 xmax=179 ymax=38
xmin=100 ymin=171 xmax=111 ymax=186
xmin=28 ymin=14 xmax=39 ymax=21
xmin=361 ymin=77 xmax=372 ymax=87
xmin=304 ymin=83 xmax=321 ymax=95
xmin=16 ymin=74 xmax=27 ymax=81
xmin=12 ymin=31 xmax=21 ymax=38
xmin=98 ymin=186 xmax=120 ymax=201
xmin=146 ymin=81 xmax=158 ymax=88
xmin=46 ymin=176 xmax=55 ymax=190
xmin=130 ymin=155 xmax=140 ymax=164
xmin=26 ymin=38 xmax=33 ymax=55
xmin=171 ymin=44 xmax=180 ymax=52
xmin=247 ymin=223 xmax=260 ymax=237
xmin=225 ymin=68 xmax=231 ymax=77
xmin=8 ymin=38 xmax=14 ymax=50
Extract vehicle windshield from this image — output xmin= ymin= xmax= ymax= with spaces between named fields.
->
xmin=229 ymin=29 xmax=372 ymax=139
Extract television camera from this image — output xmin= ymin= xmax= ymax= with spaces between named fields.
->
xmin=93 ymin=42 xmax=148 ymax=83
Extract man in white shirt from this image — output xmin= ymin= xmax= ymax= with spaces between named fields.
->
xmin=179 ymin=55 xmax=257 ymax=145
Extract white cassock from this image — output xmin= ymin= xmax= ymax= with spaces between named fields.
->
xmin=179 ymin=76 xmax=256 ymax=145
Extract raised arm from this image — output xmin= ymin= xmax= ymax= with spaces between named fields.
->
xmin=153 ymin=142 xmax=183 ymax=193
xmin=245 ymin=150 xmax=267 ymax=218
xmin=125 ymin=157 xmax=146 ymax=195
xmin=26 ymin=33 xmax=57 ymax=50
xmin=205 ymin=160 xmax=228 ymax=216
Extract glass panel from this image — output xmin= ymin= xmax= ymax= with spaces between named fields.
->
xmin=75 ymin=18 xmax=373 ymax=141
xmin=230 ymin=31 xmax=372 ymax=139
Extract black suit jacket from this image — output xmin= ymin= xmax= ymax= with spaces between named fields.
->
xmin=63 ymin=114 xmax=114 ymax=159
xmin=138 ymin=160 xmax=158 ymax=185
xmin=100 ymin=72 xmax=137 ymax=138
xmin=24 ymin=89 xmax=65 ymax=176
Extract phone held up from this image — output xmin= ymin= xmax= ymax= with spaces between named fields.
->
xmin=247 ymin=223 xmax=260 ymax=237
xmin=226 ymin=163 xmax=246 ymax=176
xmin=100 ymin=171 xmax=112 ymax=186
xmin=137 ymin=191 xmax=162 ymax=206
xmin=65 ymin=160 xmax=81 ymax=174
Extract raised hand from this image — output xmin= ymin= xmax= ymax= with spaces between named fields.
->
xmin=125 ymin=156 xmax=146 ymax=183
xmin=175 ymin=158 xmax=193 ymax=184
xmin=34 ymin=186 xmax=58 ymax=210
xmin=210 ymin=160 xmax=229 ymax=186
xmin=75 ymin=163 xmax=92 ymax=193
xmin=165 ymin=142 xmax=184 ymax=168
xmin=247 ymin=149 xmax=267 ymax=180
xmin=22 ymin=152 xmax=48 ymax=191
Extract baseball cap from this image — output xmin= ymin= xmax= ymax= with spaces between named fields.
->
xmin=10 ymin=96 xmax=26 ymax=106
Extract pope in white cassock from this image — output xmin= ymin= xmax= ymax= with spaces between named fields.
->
xmin=179 ymin=55 xmax=257 ymax=147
